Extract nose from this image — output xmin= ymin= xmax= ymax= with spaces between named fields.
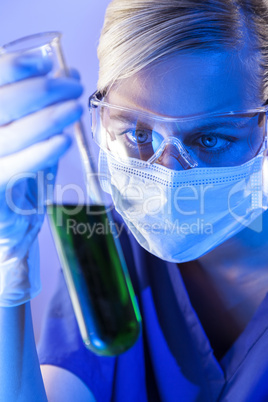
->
xmin=148 ymin=136 xmax=197 ymax=170
xmin=155 ymin=143 xmax=192 ymax=170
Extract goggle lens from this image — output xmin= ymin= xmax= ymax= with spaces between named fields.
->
xmin=89 ymin=93 xmax=268 ymax=169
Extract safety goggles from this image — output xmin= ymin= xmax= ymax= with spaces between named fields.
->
xmin=89 ymin=91 xmax=268 ymax=169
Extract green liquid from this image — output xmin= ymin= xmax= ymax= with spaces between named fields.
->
xmin=47 ymin=204 xmax=141 ymax=356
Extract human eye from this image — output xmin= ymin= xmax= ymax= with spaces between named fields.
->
xmin=108 ymin=125 xmax=163 ymax=161
xmin=124 ymin=128 xmax=153 ymax=145
xmin=193 ymin=133 xmax=235 ymax=153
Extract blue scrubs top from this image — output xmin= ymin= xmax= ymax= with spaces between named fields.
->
xmin=37 ymin=224 xmax=268 ymax=401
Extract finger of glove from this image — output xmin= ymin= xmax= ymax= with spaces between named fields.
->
xmin=68 ymin=68 xmax=81 ymax=81
xmin=0 ymin=181 xmax=39 ymax=256
xmin=55 ymin=67 xmax=81 ymax=81
xmin=0 ymin=163 xmax=58 ymax=232
xmin=23 ymin=166 xmax=57 ymax=211
xmin=0 ymin=134 xmax=72 ymax=191
xmin=0 ymin=175 xmax=45 ymax=245
xmin=0 ymin=76 xmax=83 ymax=125
xmin=0 ymin=52 xmax=53 ymax=86
xmin=0 ymin=100 xmax=83 ymax=157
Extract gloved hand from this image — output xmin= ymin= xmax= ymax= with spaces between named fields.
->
xmin=0 ymin=51 xmax=83 ymax=306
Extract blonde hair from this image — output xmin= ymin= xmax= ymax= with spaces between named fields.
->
xmin=97 ymin=0 xmax=268 ymax=100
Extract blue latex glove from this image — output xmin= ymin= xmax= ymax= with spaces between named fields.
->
xmin=0 ymin=52 xmax=83 ymax=306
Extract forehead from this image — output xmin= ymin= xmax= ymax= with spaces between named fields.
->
xmin=108 ymin=51 xmax=260 ymax=117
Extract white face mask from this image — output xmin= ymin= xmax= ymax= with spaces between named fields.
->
xmin=98 ymin=149 xmax=268 ymax=263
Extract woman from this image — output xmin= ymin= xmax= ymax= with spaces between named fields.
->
xmin=1 ymin=0 xmax=268 ymax=400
